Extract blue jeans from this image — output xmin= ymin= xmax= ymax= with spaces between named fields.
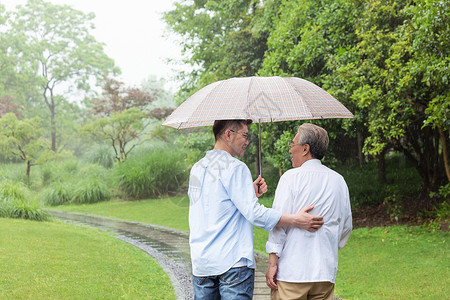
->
xmin=192 ymin=266 xmax=255 ymax=299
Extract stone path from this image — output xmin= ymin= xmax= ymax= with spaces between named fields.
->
xmin=50 ymin=211 xmax=271 ymax=300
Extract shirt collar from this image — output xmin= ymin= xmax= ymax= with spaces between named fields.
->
xmin=301 ymin=159 xmax=322 ymax=167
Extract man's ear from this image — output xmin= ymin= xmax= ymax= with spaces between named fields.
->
xmin=224 ymin=129 xmax=232 ymax=141
xmin=303 ymin=144 xmax=310 ymax=155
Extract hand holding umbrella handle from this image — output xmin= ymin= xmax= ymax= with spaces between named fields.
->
xmin=254 ymin=175 xmax=267 ymax=197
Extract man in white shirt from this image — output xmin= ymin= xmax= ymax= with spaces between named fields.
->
xmin=266 ymin=123 xmax=352 ymax=300
xmin=189 ymin=119 xmax=325 ymax=299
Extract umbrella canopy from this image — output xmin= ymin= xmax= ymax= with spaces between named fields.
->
xmin=163 ymin=76 xmax=354 ymax=129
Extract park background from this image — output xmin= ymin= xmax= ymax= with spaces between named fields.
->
xmin=0 ymin=0 xmax=448 ymax=299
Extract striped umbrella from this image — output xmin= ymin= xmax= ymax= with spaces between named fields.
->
xmin=163 ymin=76 xmax=354 ymax=176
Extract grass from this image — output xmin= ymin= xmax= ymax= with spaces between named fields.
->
xmin=54 ymin=196 xmax=450 ymax=299
xmin=54 ymin=196 xmax=190 ymax=232
xmin=0 ymin=217 xmax=175 ymax=299
xmin=336 ymin=226 xmax=449 ymax=299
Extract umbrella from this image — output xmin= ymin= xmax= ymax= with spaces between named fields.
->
xmin=163 ymin=76 xmax=354 ymax=176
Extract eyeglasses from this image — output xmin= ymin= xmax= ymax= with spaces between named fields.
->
xmin=229 ymin=129 xmax=249 ymax=141
xmin=288 ymin=141 xmax=300 ymax=149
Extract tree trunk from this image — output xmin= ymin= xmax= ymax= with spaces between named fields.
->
xmin=26 ymin=160 xmax=31 ymax=178
xmin=357 ymin=130 xmax=364 ymax=167
xmin=51 ymin=104 xmax=56 ymax=151
xmin=439 ymin=127 xmax=450 ymax=182
xmin=377 ymin=150 xmax=386 ymax=183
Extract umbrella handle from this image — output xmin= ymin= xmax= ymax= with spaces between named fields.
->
xmin=257 ymin=120 xmax=262 ymax=194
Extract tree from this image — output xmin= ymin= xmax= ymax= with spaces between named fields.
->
xmin=0 ymin=96 xmax=23 ymax=117
xmin=5 ymin=0 xmax=118 ymax=151
xmin=0 ymin=113 xmax=53 ymax=177
xmin=408 ymin=0 xmax=450 ymax=182
xmin=81 ymin=108 xmax=147 ymax=163
xmin=91 ymin=77 xmax=173 ymax=120
xmin=327 ymin=0 xmax=448 ymax=192
xmin=257 ymin=0 xmax=361 ymax=171
xmin=164 ymin=0 xmax=275 ymax=94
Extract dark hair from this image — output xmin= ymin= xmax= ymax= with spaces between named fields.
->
xmin=297 ymin=123 xmax=329 ymax=160
xmin=213 ymin=119 xmax=252 ymax=141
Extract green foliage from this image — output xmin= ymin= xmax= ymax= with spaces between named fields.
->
xmin=175 ymin=129 xmax=215 ymax=167
xmin=41 ymin=182 xmax=71 ymax=206
xmin=39 ymin=159 xmax=80 ymax=186
xmin=115 ymin=145 xmax=188 ymax=199
xmin=266 ymin=131 xmax=293 ymax=172
xmin=0 ymin=179 xmax=49 ymax=221
xmin=81 ymin=108 xmax=147 ymax=162
xmin=383 ymin=185 xmax=404 ymax=223
xmin=0 ymin=179 xmax=28 ymax=202
xmin=4 ymin=0 xmax=118 ymax=151
xmin=72 ymin=178 xmax=111 ymax=204
xmin=82 ymin=144 xmax=115 ymax=168
xmin=335 ymin=154 xmax=422 ymax=208
xmin=164 ymin=0 xmax=270 ymax=95
xmin=0 ymin=113 xmax=53 ymax=176
xmin=38 ymin=160 xmax=112 ymax=205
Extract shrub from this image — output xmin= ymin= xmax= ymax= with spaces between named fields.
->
xmin=83 ymin=144 xmax=115 ymax=168
xmin=39 ymin=159 xmax=80 ymax=187
xmin=71 ymin=178 xmax=111 ymax=204
xmin=41 ymin=182 xmax=71 ymax=206
xmin=0 ymin=200 xmax=50 ymax=221
xmin=0 ymin=180 xmax=50 ymax=221
xmin=0 ymin=180 xmax=29 ymax=202
xmin=115 ymin=145 xmax=188 ymax=198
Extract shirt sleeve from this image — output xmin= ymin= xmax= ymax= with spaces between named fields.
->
xmin=266 ymin=175 xmax=292 ymax=257
xmin=338 ymin=182 xmax=352 ymax=250
xmin=226 ymin=164 xmax=281 ymax=232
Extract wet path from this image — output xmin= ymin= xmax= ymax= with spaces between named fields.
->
xmin=50 ymin=210 xmax=271 ymax=300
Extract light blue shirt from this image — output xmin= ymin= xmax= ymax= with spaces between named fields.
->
xmin=188 ymin=150 xmax=282 ymax=276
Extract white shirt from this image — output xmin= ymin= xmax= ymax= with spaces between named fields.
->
xmin=266 ymin=159 xmax=352 ymax=283
xmin=189 ymin=150 xmax=282 ymax=276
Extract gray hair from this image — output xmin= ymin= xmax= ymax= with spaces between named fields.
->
xmin=297 ymin=123 xmax=329 ymax=160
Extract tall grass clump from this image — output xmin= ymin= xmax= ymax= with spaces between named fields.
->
xmin=83 ymin=144 xmax=115 ymax=168
xmin=0 ymin=179 xmax=49 ymax=221
xmin=39 ymin=161 xmax=112 ymax=206
xmin=71 ymin=164 xmax=112 ymax=204
xmin=71 ymin=178 xmax=111 ymax=204
xmin=115 ymin=145 xmax=188 ymax=198
xmin=39 ymin=159 xmax=80 ymax=187
xmin=41 ymin=182 xmax=71 ymax=206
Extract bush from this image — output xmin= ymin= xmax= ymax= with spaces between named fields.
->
xmin=83 ymin=144 xmax=115 ymax=168
xmin=39 ymin=159 xmax=80 ymax=187
xmin=334 ymin=155 xmax=422 ymax=208
xmin=0 ymin=180 xmax=50 ymax=221
xmin=115 ymin=145 xmax=188 ymax=198
xmin=71 ymin=178 xmax=111 ymax=204
xmin=41 ymin=182 xmax=71 ymax=206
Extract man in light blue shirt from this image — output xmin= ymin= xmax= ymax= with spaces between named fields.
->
xmin=188 ymin=119 xmax=324 ymax=299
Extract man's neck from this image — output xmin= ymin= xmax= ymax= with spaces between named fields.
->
xmin=214 ymin=140 xmax=233 ymax=156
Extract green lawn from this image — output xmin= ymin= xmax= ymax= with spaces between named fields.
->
xmin=54 ymin=197 xmax=450 ymax=299
xmin=0 ymin=217 xmax=175 ymax=299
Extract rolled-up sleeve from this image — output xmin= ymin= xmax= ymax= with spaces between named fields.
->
xmin=227 ymin=164 xmax=281 ymax=231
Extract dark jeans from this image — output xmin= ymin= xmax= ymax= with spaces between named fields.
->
xmin=192 ymin=266 xmax=255 ymax=300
